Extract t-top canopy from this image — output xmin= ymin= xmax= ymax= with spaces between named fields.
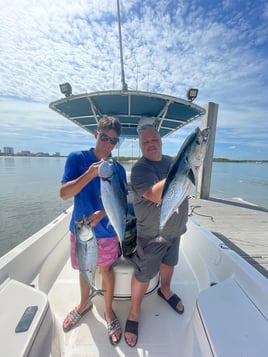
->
xmin=49 ymin=90 xmax=205 ymax=138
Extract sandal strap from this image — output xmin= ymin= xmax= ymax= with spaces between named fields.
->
xmin=107 ymin=318 xmax=121 ymax=336
xmin=68 ymin=309 xmax=82 ymax=325
xmin=168 ymin=294 xmax=181 ymax=306
xmin=125 ymin=319 xmax=138 ymax=334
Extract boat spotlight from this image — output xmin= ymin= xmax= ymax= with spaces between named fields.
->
xmin=187 ymin=88 xmax=198 ymax=102
xmin=59 ymin=82 xmax=72 ymax=97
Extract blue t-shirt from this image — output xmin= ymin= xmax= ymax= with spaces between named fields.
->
xmin=61 ymin=148 xmax=127 ymax=238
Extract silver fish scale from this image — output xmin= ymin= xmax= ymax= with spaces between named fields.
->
xmin=99 ymin=160 xmax=127 ymax=248
xmin=75 ymin=222 xmax=104 ymax=298
xmin=159 ymin=127 xmax=209 ymax=234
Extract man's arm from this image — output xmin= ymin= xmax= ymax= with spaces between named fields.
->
xmin=60 ymin=161 xmax=100 ymax=200
xmin=142 ymin=178 xmax=166 ymax=204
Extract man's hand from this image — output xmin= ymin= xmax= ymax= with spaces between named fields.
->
xmin=86 ymin=210 xmax=106 ymax=227
xmin=86 ymin=161 xmax=102 ymax=179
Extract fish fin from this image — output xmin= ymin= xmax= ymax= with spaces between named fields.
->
xmin=187 ymin=169 xmax=196 ymax=185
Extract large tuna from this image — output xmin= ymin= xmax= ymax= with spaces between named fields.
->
xmin=159 ymin=127 xmax=209 ymax=234
xmin=98 ymin=159 xmax=128 ymax=250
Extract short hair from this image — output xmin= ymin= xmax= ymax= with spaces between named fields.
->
xmin=137 ymin=124 xmax=159 ymax=137
xmin=97 ymin=116 xmax=121 ymax=136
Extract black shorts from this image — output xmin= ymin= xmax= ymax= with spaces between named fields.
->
xmin=131 ymin=236 xmax=180 ymax=282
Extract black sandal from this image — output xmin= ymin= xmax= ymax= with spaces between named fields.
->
xmin=124 ymin=319 xmax=139 ymax=347
xmin=157 ymin=288 xmax=184 ymax=314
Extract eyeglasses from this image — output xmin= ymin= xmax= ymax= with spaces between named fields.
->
xmin=99 ymin=132 xmax=119 ymax=145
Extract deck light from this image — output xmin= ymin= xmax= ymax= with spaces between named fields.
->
xmin=59 ymin=82 xmax=72 ymax=97
xmin=187 ymin=88 xmax=198 ymax=102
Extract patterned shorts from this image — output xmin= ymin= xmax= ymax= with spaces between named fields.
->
xmin=70 ymin=232 xmax=120 ymax=269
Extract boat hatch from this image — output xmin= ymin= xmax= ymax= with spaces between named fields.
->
xmin=49 ymin=90 xmax=205 ymax=139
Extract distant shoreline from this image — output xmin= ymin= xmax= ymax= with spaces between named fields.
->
xmin=212 ymin=158 xmax=268 ymax=164
xmin=1 ymin=155 xmax=267 ymax=164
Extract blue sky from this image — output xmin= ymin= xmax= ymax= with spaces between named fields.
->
xmin=1 ymin=0 xmax=268 ymax=159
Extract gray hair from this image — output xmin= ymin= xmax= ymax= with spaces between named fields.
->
xmin=137 ymin=124 xmax=159 ymax=137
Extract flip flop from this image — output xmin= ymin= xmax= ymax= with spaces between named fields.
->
xmin=157 ymin=288 xmax=184 ymax=314
xmin=104 ymin=311 xmax=122 ymax=346
xmin=63 ymin=303 xmax=93 ymax=332
xmin=124 ymin=319 xmax=139 ymax=347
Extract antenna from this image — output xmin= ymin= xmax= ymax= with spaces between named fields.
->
xmin=117 ymin=0 xmax=128 ymax=91
xmin=136 ymin=63 xmax=139 ymax=90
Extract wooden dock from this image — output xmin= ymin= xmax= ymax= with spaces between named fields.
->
xmin=188 ymin=196 xmax=268 ymax=278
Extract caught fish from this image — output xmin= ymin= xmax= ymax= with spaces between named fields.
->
xmin=75 ymin=220 xmax=104 ymax=298
xmin=159 ymin=127 xmax=209 ymax=233
xmin=98 ymin=159 xmax=128 ymax=249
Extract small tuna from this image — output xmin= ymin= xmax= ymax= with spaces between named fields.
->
xmin=159 ymin=127 xmax=209 ymax=234
xmin=98 ymin=159 xmax=128 ymax=250
xmin=75 ymin=220 xmax=104 ymax=298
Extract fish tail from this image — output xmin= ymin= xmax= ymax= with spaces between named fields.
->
xmin=89 ymin=286 xmax=105 ymax=299
xmin=144 ymin=235 xmax=169 ymax=247
xmin=156 ymin=235 xmax=169 ymax=244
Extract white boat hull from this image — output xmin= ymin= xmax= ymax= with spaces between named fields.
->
xmin=0 ymin=206 xmax=267 ymax=356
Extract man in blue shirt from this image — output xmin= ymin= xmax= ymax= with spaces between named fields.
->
xmin=60 ymin=116 xmax=126 ymax=345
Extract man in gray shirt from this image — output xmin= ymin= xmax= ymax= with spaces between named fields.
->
xmin=124 ymin=123 xmax=188 ymax=347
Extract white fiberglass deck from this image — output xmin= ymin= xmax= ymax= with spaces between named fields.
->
xmin=48 ymin=245 xmax=200 ymax=357
xmin=1 ymin=208 xmax=267 ymax=356
xmin=47 ymin=214 xmax=268 ymax=357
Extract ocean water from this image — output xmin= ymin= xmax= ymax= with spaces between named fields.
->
xmin=0 ymin=157 xmax=267 ymax=258
xmin=0 ymin=157 xmax=72 ymax=257
xmin=209 ymin=162 xmax=268 ymax=208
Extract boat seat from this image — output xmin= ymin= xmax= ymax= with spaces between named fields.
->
xmin=94 ymin=256 xmax=159 ymax=300
xmin=0 ymin=279 xmax=53 ymax=356
xmin=197 ymin=278 xmax=268 ymax=356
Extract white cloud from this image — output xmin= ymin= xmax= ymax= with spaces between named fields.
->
xmin=0 ymin=0 xmax=267 ymax=159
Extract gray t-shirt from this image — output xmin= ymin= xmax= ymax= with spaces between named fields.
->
xmin=130 ymin=155 xmax=188 ymax=242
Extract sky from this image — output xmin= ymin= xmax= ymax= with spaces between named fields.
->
xmin=1 ymin=0 xmax=268 ymax=160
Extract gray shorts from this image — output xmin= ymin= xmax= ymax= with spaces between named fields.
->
xmin=131 ymin=236 xmax=180 ymax=282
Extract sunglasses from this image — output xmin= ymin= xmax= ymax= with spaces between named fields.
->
xmin=99 ymin=132 xmax=119 ymax=145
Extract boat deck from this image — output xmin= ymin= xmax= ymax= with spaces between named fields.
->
xmin=2 ymin=196 xmax=266 ymax=356
xmin=189 ymin=196 xmax=268 ymax=277
xmin=48 ymin=249 xmax=200 ymax=357
xmin=46 ymin=196 xmax=268 ymax=356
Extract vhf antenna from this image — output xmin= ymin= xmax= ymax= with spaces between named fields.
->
xmin=117 ymin=0 xmax=128 ymax=91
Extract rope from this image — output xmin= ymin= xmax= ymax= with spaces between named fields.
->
xmin=189 ymin=205 xmax=215 ymax=222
